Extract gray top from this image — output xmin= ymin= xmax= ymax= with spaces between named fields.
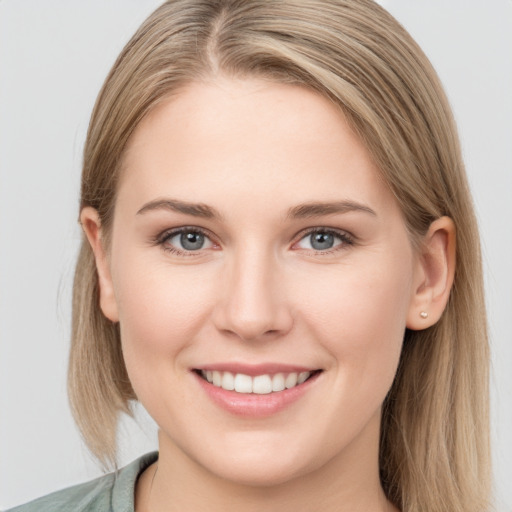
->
xmin=7 ymin=452 xmax=158 ymax=512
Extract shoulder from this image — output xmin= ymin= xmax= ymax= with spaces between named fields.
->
xmin=6 ymin=452 xmax=158 ymax=512
xmin=6 ymin=473 xmax=115 ymax=512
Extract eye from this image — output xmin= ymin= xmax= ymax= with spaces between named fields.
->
xmin=294 ymin=229 xmax=353 ymax=252
xmin=159 ymin=228 xmax=215 ymax=254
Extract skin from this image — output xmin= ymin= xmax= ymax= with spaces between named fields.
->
xmin=82 ymin=78 xmax=455 ymax=512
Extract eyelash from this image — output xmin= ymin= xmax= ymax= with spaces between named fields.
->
xmin=153 ymin=226 xmax=355 ymax=256
xmin=152 ymin=226 xmax=217 ymax=257
xmin=294 ymin=228 xmax=355 ymax=254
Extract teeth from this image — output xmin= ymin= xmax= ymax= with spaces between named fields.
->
xmin=212 ymin=371 xmax=222 ymax=386
xmin=221 ymin=371 xmax=235 ymax=391
xmin=285 ymin=373 xmax=298 ymax=389
xmin=272 ymin=373 xmax=285 ymax=392
xmin=298 ymin=371 xmax=310 ymax=384
xmin=253 ymin=375 xmax=272 ymax=394
xmin=200 ymin=370 xmax=313 ymax=394
xmin=234 ymin=373 xmax=253 ymax=393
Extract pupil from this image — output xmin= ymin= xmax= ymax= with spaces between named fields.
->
xmin=311 ymin=232 xmax=334 ymax=250
xmin=181 ymin=232 xmax=204 ymax=250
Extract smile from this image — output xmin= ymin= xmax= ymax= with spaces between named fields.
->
xmin=194 ymin=366 xmax=322 ymax=417
xmin=199 ymin=370 xmax=314 ymax=394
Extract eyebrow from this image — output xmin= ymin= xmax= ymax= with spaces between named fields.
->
xmin=136 ymin=198 xmax=376 ymax=220
xmin=286 ymin=201 xmax=376 ymax=219
xmin=136 ymin=198 xmax=222 ymax=219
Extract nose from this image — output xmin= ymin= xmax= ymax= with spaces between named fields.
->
xmin=212 ymin=245 xmax=293 ymax=342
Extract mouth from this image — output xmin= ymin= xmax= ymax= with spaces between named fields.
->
xmin=194 ymin=369 xmax=322 ymax=394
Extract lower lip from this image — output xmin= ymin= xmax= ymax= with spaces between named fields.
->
xmin=193 ymin=371 xmax=321 ymax=418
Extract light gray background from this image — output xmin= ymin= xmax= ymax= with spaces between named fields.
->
xmin=1 ymin=1 xmax=511 ymax=510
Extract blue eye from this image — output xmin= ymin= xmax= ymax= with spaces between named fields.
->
xmin=309 ymin=232 xmax=336 ymax=250
xmin=295 ymin=229 xmax=352 ymax=252
xmin=162 ymin=229 xmax=214 ymax=253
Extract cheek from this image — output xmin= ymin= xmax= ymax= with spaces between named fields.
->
xmin=111 ymin=252 xmax=217 ymax=383
xmin=115 ymin=254 xmax=211 ymax=331
xmin=293 ymin=257 xmax=413 ymax=390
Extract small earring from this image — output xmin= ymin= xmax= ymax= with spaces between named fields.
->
xmin=420 ymin=311 xmax=428 ymax=319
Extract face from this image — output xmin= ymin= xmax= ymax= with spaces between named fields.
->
xmin=91 ymin=78 xmax=425 ymax=486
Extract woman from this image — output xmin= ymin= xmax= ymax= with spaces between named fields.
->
xmin=8 ymin=1 xmax=491 ymax=511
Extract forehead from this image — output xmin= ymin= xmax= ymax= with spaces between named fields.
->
xmin=117 ymin=78 xmax=396 ymax=216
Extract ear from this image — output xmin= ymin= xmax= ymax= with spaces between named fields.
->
xmin=406 ymin=216 xmax=456 ymax=330
xmin=80 ymin=207 xmax=119 ymax=323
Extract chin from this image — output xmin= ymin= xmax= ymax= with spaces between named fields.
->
xmin=206 ymin=452 xmax=315 ymax=488
xmin=180 ymin=428 xmax=330 ymax=488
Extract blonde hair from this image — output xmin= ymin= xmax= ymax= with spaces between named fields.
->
xmin=69 ymin=1 xmax=491 ymax=510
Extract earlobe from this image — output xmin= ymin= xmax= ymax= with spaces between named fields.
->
xmin=406 ymin=216 xmax=456 ymax=330
xmin=80 ymin=207 xmax=119 ymax=323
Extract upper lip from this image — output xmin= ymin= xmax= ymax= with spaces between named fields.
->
xmin=193 ymin=363 xmax=320 ymax=376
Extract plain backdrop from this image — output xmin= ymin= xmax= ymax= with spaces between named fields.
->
xmin=1 ymin=1 xmax=511 ymax=510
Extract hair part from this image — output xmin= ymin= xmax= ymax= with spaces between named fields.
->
xmin=69 ymin=1 xmax=491 ymax=510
